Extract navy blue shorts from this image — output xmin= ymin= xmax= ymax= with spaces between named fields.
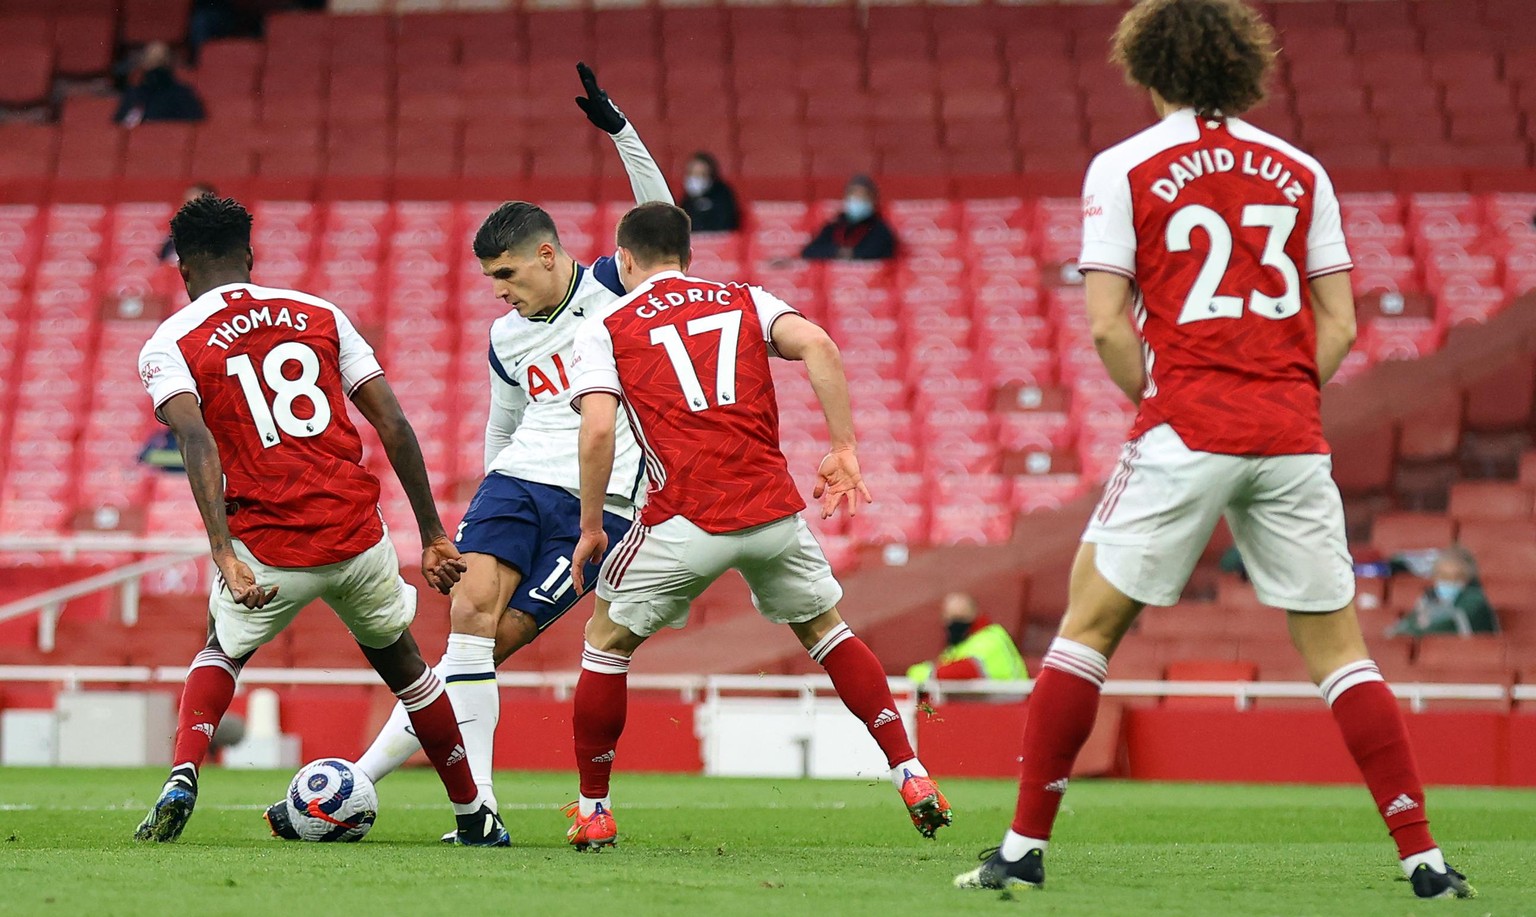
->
xmin=454 ymin=474 xmax=634 ymax=632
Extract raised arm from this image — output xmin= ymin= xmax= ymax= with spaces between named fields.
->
xmin=351 ymin=377 xmax=465 ymax=595
xmin=159 ymin=393 xmax=277 ymax=609
xmin=1083 ymin=270 xmax=1147 ymax=405
xmin=575 ymin=62 xmax=672 ymax=205
xmin=769 ymin=311 xmax=872 ymax=518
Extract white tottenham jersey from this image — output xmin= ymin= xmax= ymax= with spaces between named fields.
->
xmin=485 ymin=261 xmax=645 ymax=509
xmin=478 ymin=123 xmax=671 ymax=513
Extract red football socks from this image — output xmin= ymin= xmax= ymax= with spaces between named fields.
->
xmin=809 ymin=623 xmax=915 ymax=767
xmin=396 ymin=670 xmax=479 ymax=806
xmin=575 ymin=643 xmax=631 ymax=800
xmin=1322 ymin=661 xmax=1436 ymax=858
xmin=1011 ymin=638 xmax=1108 ymax=840
xmin=171 ymin=647 xmax=240 ymax=770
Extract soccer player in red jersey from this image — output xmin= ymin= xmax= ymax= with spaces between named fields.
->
xmin=955 ymin=0 xmax=1472 ymax=898
xmin=133 ymin=195 xmax=507 ymax=846
xmin=563 ymin=202 xmax=950 ymax=850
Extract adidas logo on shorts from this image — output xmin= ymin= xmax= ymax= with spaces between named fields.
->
xmin=872 ymin=708 xmax=901 ymax=728
xmin=1383 ymin=793 xmax=1419 ymax=818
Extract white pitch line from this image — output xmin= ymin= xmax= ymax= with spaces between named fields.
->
xmin=0 ymin=800 xmax=851 ymax=813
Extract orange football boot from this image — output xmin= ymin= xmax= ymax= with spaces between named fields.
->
xmin=564 ymin=800 xmax=618 ymax=851
xmin=899 ymin=771 xmax=953 ymax=838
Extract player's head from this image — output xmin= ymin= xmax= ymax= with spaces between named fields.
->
xmin=1110 ymin=0 xmax=1276 ymax=118
xmin=474 ymin=201 xmax=573 ymax=319
xmin=941 ymin=592 xmax=978 ymax=646
xmin=614 ymin=202 xmax=692 ymax=292
xmin=169 ymin=193 xmax=253 ymax=292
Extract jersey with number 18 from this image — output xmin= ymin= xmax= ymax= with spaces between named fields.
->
xmin=137 ymin=282 xmax=386 ymax=568
xmin=1079 ymin=108 xmax=1353 ymax=457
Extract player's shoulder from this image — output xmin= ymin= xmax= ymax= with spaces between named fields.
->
xmin=142 ymin=285 xmax=231 ymax=353
xmin=1088 ymin=112 xmax=1202 ymax=178
xmin=239 ymin=282 xmax=351 ymax=323
xmin=1226 ymin=117 xmax=1332 ymax=185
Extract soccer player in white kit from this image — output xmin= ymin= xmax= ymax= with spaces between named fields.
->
xmin=954 ymin=0 xmax=1472 ymax=899
xmin=269 ymin=64 xmax=665 ymax=836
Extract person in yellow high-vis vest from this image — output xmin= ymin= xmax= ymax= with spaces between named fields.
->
xmin=906 ymin=593 xmax=1028 ymax=687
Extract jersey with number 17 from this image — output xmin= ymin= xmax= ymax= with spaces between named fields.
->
xmin=1079 ymin=108 xmax=1353 ymax=457
xmin=137 ymin=282 xmax=385 ymax=568
xmin=569 ymin=271 xmax=806 ymax=534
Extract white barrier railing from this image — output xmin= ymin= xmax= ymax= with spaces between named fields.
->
xmin=0 ymin=552 xmax=205 ymax=650
xmin=0 ymin=666 xmax=1526 ymax=712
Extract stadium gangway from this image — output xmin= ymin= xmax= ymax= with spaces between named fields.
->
xmin=0 ymin=667 xmax=1527 ymax=712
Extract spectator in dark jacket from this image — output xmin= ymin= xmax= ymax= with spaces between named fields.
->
xmin=1388 ymin=545 xmax=1499 ymax=637
xmin=680 ymin=152 xmax=741 ymax=233
xmin=116 ymin=42 xmax=206 ymax=127
xmin=802 ymin=175 xmax=897 ymax=261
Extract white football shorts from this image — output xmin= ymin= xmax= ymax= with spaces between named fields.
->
xmin=208 ymin=532 xmax=417 ymax=658
xmin=1082 ymin=423 xmax=1355 ymax=612
xmin=598 ymin=514 xmax=844 ymax=637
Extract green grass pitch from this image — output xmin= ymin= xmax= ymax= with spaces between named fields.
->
xmin=1 ymin=768 xmax=1532 ymax=917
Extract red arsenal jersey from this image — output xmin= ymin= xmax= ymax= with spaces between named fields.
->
xmin=1079 ymin=108 xmax=1353 ymax=456
xmin=138 ymin=282 xmax=385 ymax=567
xmin=570 ymin=271 xmax=807 ymax=534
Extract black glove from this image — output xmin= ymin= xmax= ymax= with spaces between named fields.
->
xmin=575 ymin=61 xmax=626 ymax=134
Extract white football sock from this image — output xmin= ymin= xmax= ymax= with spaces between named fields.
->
xmin=355 ymin=699 xmax=420 ymax=785
xmin=439 ymin=634 xmax=499 ymax=811
xmin=889 ymin=757 xmax=928 ymax=789
xmin=579 ymin=794 xmax=611 ymax=818
xmin=999 ymin=830 xmax=1048 ymax=862
xmin=1401 ymin=847 xmax=1446 ymax=877
xmin=450 ymin=789 xmax=489 ymax=817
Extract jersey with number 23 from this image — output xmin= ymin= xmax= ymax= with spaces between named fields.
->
xmin=137 ymin=282 xmax=386 ymax=568
xmin=1079 ymin=108 xmax=1353 ymax=457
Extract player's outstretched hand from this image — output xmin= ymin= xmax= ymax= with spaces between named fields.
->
xmin=814 ymin=448 xmax=874 ymax=519
xmin=218 ymin=557 xmax=278 ymax=609
xmin=571 ymin=528 xmax=610 ymax=593
xmin=575 ymin=61 xmax=627 ymax=134
xmin=422 ymin=536 xmax=468 ymax=595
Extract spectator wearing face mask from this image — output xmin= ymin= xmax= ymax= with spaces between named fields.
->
xmin=1388 ymin=545 xmax=1499 ymax=637
xmin=115 ymin=42 xmax=206 ymax=127
xmin=802 ymin=175 xmax=898 ymax=261
xmin=680 ymin=152 xmax=740 ymax=233
xmin=906 ymin=592 xmax=1028 ymax=690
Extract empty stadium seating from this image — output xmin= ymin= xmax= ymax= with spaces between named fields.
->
xmin=1 ymin=1 xmax=1535 ymax=686
xmin=1 ymin=0 xmax=1535 ymax=195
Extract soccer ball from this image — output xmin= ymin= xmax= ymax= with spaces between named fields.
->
xmin=282 ymin=758 xmax=378 ymax=842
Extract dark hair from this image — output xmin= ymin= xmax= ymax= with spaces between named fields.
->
xmin=169 ymin=193 xmax=252 ymax=263
xmin=689 ymin=151 xmax=720 ymax=178
xmin=472 ymin=201 xmax=560 ymax=260
xmin=615 ymin=202 xmax=691 ymax=268
xmin=847 ymin=174 xmax=878 ymax=198
xmin=1110 ymin=0 xmax=1276 ymax=117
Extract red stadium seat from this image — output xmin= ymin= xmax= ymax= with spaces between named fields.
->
xmin=1372 ymin=512 xmax=1457 ymax=555
xmin=1449 ymin=481 xmax=1536 ymax=521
